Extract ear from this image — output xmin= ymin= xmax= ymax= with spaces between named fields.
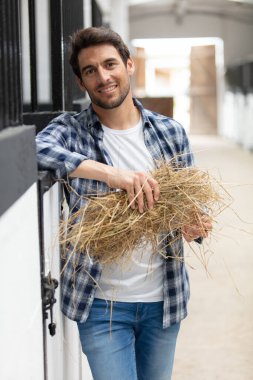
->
xmin=75 ymin=76 xmax=86 ymax=92
xmin=127 ymin=57 xmax=135 ymax=77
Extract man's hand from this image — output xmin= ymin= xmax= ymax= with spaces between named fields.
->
xmin=182 ymin=214 xmax=213 ymax=242
xmin=106 ymin=168 xmax=160 ymax=213
xmin=69 ymin=160 xmax=160 ymax=214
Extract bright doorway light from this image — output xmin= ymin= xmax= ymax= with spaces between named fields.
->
xmin=131 ymin=37 xmax=224 ymax=132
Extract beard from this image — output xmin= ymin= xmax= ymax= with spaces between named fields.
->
xmin=88 ymin=81 xmax=131 ymax=110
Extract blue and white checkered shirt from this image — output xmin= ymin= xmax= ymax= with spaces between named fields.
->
xmin=36 ymin=98 xmax=194 ymax=328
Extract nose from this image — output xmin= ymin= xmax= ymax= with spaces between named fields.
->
xmin=96 ymin=67 xmax=110 ymax=84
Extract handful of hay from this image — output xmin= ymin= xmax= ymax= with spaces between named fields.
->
xmin=61 ymin=163 xmax=229 ymax=264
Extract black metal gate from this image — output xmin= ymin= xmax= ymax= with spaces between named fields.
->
xmin=0 ymin=0 xmax=22 ymax=130
xmin=0 ymin=0 xmax=103 ymax=379
xmin=23 ymin=0 xmax=85 ymax=132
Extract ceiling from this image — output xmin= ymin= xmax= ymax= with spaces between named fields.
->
xmin=128 ymin=0 xmax=253 ymax=24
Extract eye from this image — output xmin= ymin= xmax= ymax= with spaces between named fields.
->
xmin=106 ymin=62 xmax=116 ymax=69
xmin=85 ymin=68 xmax=96 ymax=76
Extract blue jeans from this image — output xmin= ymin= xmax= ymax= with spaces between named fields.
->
xmin=77 ymin=298 xmax=180 ymax=380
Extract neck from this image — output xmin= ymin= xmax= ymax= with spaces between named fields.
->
xmin=92 ymin=95 xmax=140 ymax=130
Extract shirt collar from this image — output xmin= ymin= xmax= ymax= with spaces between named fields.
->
xmin=86 ymin=97 xmax=152 ymax=133
xmin=133 ymin=98 xmax=152 ymax=128
xmin=86 ymin=104 xmax=101 ymax=130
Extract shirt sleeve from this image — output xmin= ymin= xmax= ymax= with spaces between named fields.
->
xmin=168 ymin=119 xmax=195 ymax=168
xmin=36 ymin=114 xmax=88 ymax=179
xmin=179 ymin=126 xmax=195 ymax=167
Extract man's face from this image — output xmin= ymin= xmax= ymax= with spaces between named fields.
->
xmin=77 ymin=44 xmax=134 ymax=110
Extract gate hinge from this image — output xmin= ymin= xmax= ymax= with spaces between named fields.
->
xmin=42 ymin=272 xmax=58 ymax=336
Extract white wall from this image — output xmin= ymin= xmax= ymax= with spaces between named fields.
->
xmin=110 ymin=0 xmax=129 ymax=43
xmin=0 ymin=180 xmax=93 ymax=380
xmin=222 ymin=92 xmax=253 ymax=149
xmin=43 ymin=183 xmax=92 ymax=380
xmin=0 ymin=183 xmax=44 ymax=380
xmin=129 ymin=12 xmax=253 ymax=65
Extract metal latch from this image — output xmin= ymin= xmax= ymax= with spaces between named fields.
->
xmin=42 ymin=272 xmax=58 ymax=336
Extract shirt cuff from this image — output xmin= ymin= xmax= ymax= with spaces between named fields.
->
xmin=55 ymin=152 xmax=87 ymax=178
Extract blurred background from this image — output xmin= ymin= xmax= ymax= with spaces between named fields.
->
xmin=0 ymin=1 xmax=253 ymax=379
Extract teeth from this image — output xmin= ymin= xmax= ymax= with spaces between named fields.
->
xmin=99 ymin=85 xmax=116 ymax=93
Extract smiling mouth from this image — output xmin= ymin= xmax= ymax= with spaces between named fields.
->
xmin=98 ymin=85 xmax=117 ymax=94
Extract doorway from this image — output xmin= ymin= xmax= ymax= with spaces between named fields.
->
xmin=131 ymin=37 xmax=224 ymax=134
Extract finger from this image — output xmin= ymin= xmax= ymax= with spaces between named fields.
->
xmin=182 ymin=228 xmax=193 ymax=242
xmin=142 ymin=180 xmax=155 ymax=210
xmin=203 ymin=221 xmax=213 ymax=231
xmin=127 ymin=187 xmax=136 ymax=209
xmin=201 ymin=229 xmax=209 ymax=238
xmin=147 ymin=177 xmax=160 ymax=201
xmin=194 ymin=215 xmax=212 ymax=233
xmin=198 ymin=225 xmax=211 ymax=238
xmin=134 ymin=180 xmax=144 ymax=213
xmin=197 ymin=222 xmax=212 ymax=237
xmin=201 ymin=215 xmax=212 ymax=228
xmin=194 ymin=225 xmax=209 ymax=238
xmin=183 ymin=225 xmax=204 ymax=241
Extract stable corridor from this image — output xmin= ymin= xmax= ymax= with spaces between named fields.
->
xmin=174 ymin=135 xmax=253 ymax=380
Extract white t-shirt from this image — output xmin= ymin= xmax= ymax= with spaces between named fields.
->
xmin=95 ymin=118 xmax=164 ymax=302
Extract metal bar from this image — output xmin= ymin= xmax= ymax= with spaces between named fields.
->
xmin=0 ymin=0 xmax=22 ymax=130
xmin=23 ymin=111 xmax=65 ymax=134
xmin=6 ymin=0 xmax=15 ymax=125
xmin=37 ymin=177 xmax=47 ymax=380
xmin=92 ymin=0 xmax=103 ymax=27
xmin=28 ymin=0 xmax=38 ymax=111
xmin=14 ymin=0 xmax=23 ymax=125
xmin=37 ymin=172 xmax=55 ymax=380
xmin=0 ymin=1 xmax=5 ymax=129
xmin=50 ymin=0 xmax=64 ymax=111
xmin=8 ymin=0 xmax=22 ymax=125
xmin=62 ymin=0 xmax=84 ymax=109
xmin=0 ymin=0 xmax=9 ymax=129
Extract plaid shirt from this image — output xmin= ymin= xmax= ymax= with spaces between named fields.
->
xmin=36 ymin=98 xmax=194 ymax=328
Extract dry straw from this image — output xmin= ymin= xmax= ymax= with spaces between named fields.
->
xmin=60 ymin=161 xmax=231 ymax=264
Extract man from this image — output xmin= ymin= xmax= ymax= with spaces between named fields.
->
xmin=36 ymin=27 xmax=212 ymax=380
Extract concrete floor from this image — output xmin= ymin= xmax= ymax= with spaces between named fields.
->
xmin=173 ymin=136 xmax=253 ymax=380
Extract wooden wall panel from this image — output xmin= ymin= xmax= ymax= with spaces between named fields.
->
xmin=138 ymin=97 xmax=173 ymax=118
xmin=190 ymin=45 xmax=217 ymax=134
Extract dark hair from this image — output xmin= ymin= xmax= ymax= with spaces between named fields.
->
xmin=69 ymin=27 xmax=130 ymax=79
